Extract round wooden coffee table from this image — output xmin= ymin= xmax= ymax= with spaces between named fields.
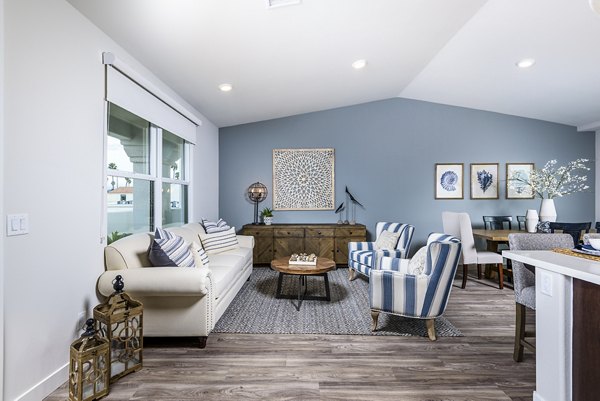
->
xmin=270 ymin=256 xmax=336 ymax=311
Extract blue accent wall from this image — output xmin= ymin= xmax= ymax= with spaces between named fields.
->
xmin=219 ymin=98 xmax=595 ymax=250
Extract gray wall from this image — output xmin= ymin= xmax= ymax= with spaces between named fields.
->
xmin=219 ymin=98 xmax=595 ymax=251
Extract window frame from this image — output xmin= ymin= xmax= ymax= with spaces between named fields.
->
xmin=103 ymin=101 xmax=192 ymax=242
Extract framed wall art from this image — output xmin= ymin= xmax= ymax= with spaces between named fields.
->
xmin=435 ymin=163 xmax=464 ymax=199
xmin=272 ymin=148 xmax=335 ymax=210
xmin=470 ymin=163 xmax=499 ymax=199
xmin=506 ymin=163 xmax=535 ymax=199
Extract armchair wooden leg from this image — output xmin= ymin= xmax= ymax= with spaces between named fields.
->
xmin=497 ymin=263 xmax=504 ymax=289
xmin=370 ymin=310 xmax=380 ymax=331
xmin=199 ymin=336 xmax=208 ymax=349
xmin=348 ymin=268 xmax=356 ymax=281
xmin=426 ymin=319 xmax=437 ymax=341
xmin=514 ymin=303 xmax=525 ymax=362
xmin=461 ymin=264 xmax=468 ymax=289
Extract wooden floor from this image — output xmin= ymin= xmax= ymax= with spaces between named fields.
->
xmin=45 ymin=270 xmax=536 ymax=401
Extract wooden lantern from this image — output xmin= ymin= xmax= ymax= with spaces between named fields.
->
xmin=69 ymin=319 xmax=110 ymax=401
xmin=93 ymin=275 xmax=143 ymax=382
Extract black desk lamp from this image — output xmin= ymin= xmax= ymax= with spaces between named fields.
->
xmin=247 ymin=182 xmax=268 ymax=225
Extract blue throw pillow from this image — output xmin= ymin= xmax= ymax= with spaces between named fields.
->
xmin=148 ymin=227 xmax=195 ymax=267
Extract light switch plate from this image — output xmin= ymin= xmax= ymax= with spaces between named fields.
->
xmin=6 ymin=214 xmax=29 ymax=236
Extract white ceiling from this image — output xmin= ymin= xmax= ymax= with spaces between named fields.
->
xmin=67 ymin=0 xmax=600 ymax=129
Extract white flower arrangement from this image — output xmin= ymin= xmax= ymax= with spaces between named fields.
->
xmin=509 ymin=159 xmax=590 ymax=199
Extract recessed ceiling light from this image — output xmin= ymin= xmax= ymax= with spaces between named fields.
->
xmin=516 ymin=58 xmax=536 ymax=69
xmin=218 ymin=83 xmax=233 ymax=92
xmin=352 ymin=59 xmax=367 ymax=70
xmin=266 ymin=0 xmax=301 ymax=8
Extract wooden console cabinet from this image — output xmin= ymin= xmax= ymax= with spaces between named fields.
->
xmin=241 ymin=223 xmax=366 ymax=265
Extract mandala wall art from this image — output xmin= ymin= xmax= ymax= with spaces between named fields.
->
xmin=435 ymin=163 xmax=464 ymax=199
xmin=470 ymin=163 xmax=499 ymax=199
xmin=272 ymin=148 xmax=335 ymax=210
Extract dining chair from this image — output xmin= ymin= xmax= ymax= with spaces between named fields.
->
xmin=443 ymin=212 xmax=504 ymax=289
xmin=548 ymin=222 xmax=591 ymax=245
xmin=595 ymin=222 xmax=600 ymax=232
xmin=508 ymin=233 xmax=574 ymax=362
xmin=517 ymin=216 xmax=526 ymax=231
xmin=483 ymin=215 xmax=513 ymax=230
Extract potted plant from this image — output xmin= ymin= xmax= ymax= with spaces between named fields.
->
xmin=508 ymin=158 xmax=590 ymax=222
xmin=260 ymin=207 xmax=274 ymax=225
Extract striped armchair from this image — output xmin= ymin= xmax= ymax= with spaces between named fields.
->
xmin=348 ymin=222 xmax=415 ymax=280
xmin=369 ymin=233 xmax=462 ymax=341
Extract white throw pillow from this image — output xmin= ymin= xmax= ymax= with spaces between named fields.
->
xmin=375 ymin=230 xmax=401 ymax=250
xmin=190 ymin=242 xmax=210 ymax=269
xmin=408 ymin=246 xmax=428 ymax=275
xmin=199 ymin=227 xmax=239 ymax=255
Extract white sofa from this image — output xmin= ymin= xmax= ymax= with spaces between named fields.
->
xmin=97 ymin=222 xmax=254 ymax=347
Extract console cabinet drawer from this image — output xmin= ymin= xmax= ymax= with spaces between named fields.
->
xmin=274 ymin=229 xmax=304 ymax=237
xmin=305 ymin=228 xmax=335 ymax=237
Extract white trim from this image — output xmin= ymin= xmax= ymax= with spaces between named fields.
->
xmin=596 ymin=131 xmax=600 ymax=224
xmin=14 ymin=363 xmax=68 ymax=401
xmin=0 ymin=0 xmax=5 ymax=397
xmin=577 ymin=120 xmax=600 ymax=132
xmin=102 ymin=52 xmax=201 ymax=127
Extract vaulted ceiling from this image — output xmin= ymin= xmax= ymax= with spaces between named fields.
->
xmin=67 ymin=0 xmax=600 ymax=129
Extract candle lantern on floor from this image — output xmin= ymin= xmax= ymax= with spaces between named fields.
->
xmin=93 ymin=275 xmax=143 ymax=382
xmin=69 ymin=318 xmax=110 ymax=401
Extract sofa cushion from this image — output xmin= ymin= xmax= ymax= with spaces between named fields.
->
xmin=200 ymin=227 xmax=239 ymax=255
xmin=209 ymin=253 xmax=248 ymax=296
xmin=148 ymin=227 xmax=194 ymax=267
xmin=202 ymin=218 xmax=231 ymax=234
xmin=190 ymin=242 xmax=210 ymax=269
xmin=408 ymin=246 xmax=427 ymax=275
xmin=375 ymin=230 xmax=401 ymax=250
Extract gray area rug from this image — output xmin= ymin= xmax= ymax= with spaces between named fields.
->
xmin=213 ymin=267 xmax=462 ymax=337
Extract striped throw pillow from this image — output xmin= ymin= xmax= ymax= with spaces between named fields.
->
xmin=148 ymin=227 xmax=195 ymax=267
xmin=190 ymin=242 xmax=210 ymax=268
xmin=201 ymin=218 xmax=231 ymax=234
xmin=199 ymin=227 xmax=239 ymax=255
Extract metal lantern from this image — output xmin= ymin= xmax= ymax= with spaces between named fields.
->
xmin=69 ymin=318 xmax=110 ymax=401
xmin=93 ymin=275 xmax=143 ymax=382
xmin=247 ymin=182 xmax=268 ymax=225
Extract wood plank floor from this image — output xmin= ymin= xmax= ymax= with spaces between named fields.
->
xmin=45 ymin=270 xmax=536 ymax=401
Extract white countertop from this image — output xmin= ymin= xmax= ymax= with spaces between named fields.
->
xmin=503 ymin=250 xmax=600 ymax=285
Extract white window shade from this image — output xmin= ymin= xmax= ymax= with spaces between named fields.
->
xmin=105 ymin=65 xmax=198 ymax=144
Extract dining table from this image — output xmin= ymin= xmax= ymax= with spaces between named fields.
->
xmin=472 ymin=229 xmax=523 ymax=252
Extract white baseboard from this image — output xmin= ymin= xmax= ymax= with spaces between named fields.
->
xmin=15 ymin=363 xmax=68 ymax=401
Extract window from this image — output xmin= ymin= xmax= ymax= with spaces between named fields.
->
xmin=106 ymin=103 xmax=191 ymax=242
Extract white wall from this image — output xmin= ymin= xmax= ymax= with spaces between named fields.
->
xmin=193 ymin=120 xmax=219 ymax=221
xmin=0 ymin=0 xmax=5 ymax=397
xmin=3 ymin=0 xmax=219 ymax=399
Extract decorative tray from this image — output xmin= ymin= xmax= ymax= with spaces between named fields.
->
xmin=289 ymin=253 xmax=317 ymax=265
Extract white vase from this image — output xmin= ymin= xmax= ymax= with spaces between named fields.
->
xmin=525 ymin=209 xmax=539 ymax=233
xmin=539 ymin=199 xmax=557 ymax=222
xmin=263 ymin=216 xmax=273 ymax=226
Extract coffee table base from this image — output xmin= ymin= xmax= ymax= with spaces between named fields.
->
xmin=275 ymin=272 xmax=331 ymax=311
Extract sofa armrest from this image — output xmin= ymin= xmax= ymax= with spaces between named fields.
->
xmin=98 ymin=267 xmax=211 ymax=297
xmin=237 ymin=235 xmax=254 ymax=249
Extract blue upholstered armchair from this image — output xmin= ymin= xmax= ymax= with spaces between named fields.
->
xmin=348 ymin=222 xmax=415 ymax=280
xmin=369 ymin=233 xmax=462 ymax=341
